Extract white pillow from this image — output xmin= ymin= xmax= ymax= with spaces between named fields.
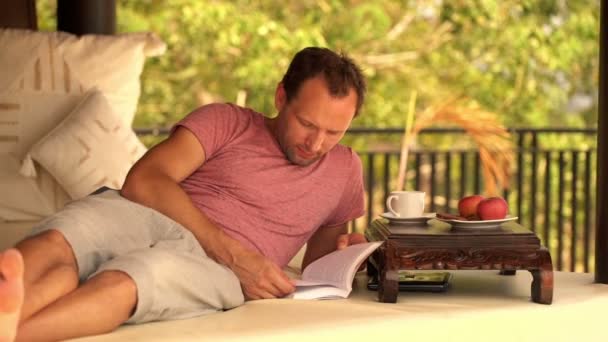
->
xmin=0 ymin=28 xmax=166 ymax=126
xmin=0 ymin=89 xmax=83 ymax=157
xmin=24 ymin=89 xmax=147 ymax=200
xmin=0 ymin=89 xmax=82 ymax=219
xmin=0 ymin=28 xmax=164 ymax=219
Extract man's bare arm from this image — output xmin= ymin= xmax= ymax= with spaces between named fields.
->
xmin=301 ymin=224 xmax=348 ymax=270
xmin=302 ymin=223 xmax=368 ymax=271
xmin=121 ymin=127 xmax=231 ymax=263
xmin=121 ymin=127 xmax=294 ymax=299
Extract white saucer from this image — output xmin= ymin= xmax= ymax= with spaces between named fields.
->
xmin=435 ymin=215 xmax=518 ymax=230
xmin=380 ymin=212 xmax=436 ymax=224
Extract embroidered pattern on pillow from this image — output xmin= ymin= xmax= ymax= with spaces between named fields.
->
xmin=26 ymin=90 xmax=147 ymax=199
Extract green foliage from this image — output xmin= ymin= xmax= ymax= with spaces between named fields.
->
xmin=117 ymin=0 xmax=330 ymax=126
xmin=36 ymin=0 xmax=600 ymax=134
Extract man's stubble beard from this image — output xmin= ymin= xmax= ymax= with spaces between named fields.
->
xmin=273 ymin=115 xmax=319 ymax=166
xmin=283 ymin=144 xmax=320 ymax=166
xmin=271 ymin=111 xmax=322 ymax=166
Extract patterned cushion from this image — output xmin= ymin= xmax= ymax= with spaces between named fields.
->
xmin=0 ymin=89 xmax=82 ymax=156
xmin=25 ymin=89 xmax=147 ymax=200
xmin=0 ymin=28 xmax=164 ymax=219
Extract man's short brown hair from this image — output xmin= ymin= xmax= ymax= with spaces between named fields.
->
xmin=281 ymin=47 xmax=367 ymax=117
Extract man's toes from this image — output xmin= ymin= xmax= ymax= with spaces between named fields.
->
xmin=0 ymin=249 xmax=24 ymax=280
xmin=0 ymin=249 xmax=24 ymax=313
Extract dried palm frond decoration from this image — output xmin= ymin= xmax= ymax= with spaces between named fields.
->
xmin=397 ymin=94 xmax=514 ymax=196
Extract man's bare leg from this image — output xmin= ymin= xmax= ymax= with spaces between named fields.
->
xmin=15 ymin=230 xmax=79 ymax=321
xmin=16 ymin=270 xmax=137 ymax=341
xmin=0 ymin=249 xmax=24 ymax=342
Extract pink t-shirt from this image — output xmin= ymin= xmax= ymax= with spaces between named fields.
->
xmin=173 ymin=103 xmax=365 ymax=267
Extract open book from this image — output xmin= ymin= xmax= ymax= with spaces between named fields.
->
xmin=288 ymin=241 xmax=383 ymax=300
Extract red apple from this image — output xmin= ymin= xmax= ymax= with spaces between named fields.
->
xmin=458 ymin=195 xmax=485 ymax=219
xmin=476 ymin=197 xmax=509 ymax=220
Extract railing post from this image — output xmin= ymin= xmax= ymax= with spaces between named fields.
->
xmin=366 ymin=153 xmax=375 ymax=226
xmin=430 ymin=153 xmax=437 ymax=213
xmin=445 ymin=151 xmax=452 ymax=213
xmin=557 ymin=152 xmax=565 ymax=271
xmin=531 ymin=132 xmax=538 ymax=232
xmin=544 ymin=151 xmax=552 ymax=252
xmin=383 ymin=153 xmax=391 ymax=212
xmin=571 ymin=151 xmax=579 ymax=272
xmin=517 ymin=131 xmax=525 ymax=222
xmin=584 ymin=150 xmax=592 ymax=272
xmin=595 ymin=0 xmax=608 ymax=283
xmin=459 ymin=151 xmax=466 ymax=198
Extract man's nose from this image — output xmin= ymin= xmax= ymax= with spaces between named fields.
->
xmin=306 ymin=132 xmax=324 ymax=152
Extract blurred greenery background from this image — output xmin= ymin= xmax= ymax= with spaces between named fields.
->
xmin=37 ymin=0 xmax=600 ymax=131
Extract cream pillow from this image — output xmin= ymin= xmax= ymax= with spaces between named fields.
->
xmin=0 ymin=28 xmax=165 ymax=219
xmin=0 ymin=28 xmax=166 ymax=126
xmin=0 ymin=89 xmax=82 ymax=219
xmin=25 ymin=89 xmax=147 ymax=200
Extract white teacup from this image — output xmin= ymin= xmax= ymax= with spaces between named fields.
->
xmin=385 ymin=191 xmax=425 ymax=218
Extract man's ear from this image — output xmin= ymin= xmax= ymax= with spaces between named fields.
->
xmin=275 ymin=82 xmax=287 ymax=112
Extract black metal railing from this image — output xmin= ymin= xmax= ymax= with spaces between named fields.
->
xmin=346 ymin=127 xmax=597 ymax=273
xmin=135 ymin=127 xmax=598 ymax=272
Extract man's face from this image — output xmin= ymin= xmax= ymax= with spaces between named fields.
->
xmin=273 ymin=76 xmax=358 ymax=166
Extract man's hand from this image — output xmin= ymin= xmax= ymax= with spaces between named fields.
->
xmin=230 ymin=248 xmax=296 ymax=300
xmin=336 ymin=232 xmax=367 ymax=250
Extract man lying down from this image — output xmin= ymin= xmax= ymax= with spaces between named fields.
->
xmin=0 ymin=46 xmax=368 ymax=341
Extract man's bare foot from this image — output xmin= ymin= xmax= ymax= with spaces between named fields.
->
xmin=0 ymin=249 xmax=24 ymax=342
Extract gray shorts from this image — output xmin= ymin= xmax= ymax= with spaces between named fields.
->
xmin=30 ymin=189 xmax=244 ymax=324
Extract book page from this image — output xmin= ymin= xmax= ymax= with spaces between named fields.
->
xmin=294 ymin=279 xmax=331 ymax=287
xmin=289 ymin=285 xmax=350 ymax=300
xmin=299 ymin=241 xmax=383 ymax=291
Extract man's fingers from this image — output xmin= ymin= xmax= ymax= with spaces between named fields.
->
xmin=270 ymin=268 xmax=295 ymax=295
xmin=246 ymin=289 xmax=276 ymax=300
xmin=233 ymin=250 xmax=296 ymax=300
xmin=253 ymin=277 xmax=284 ymax=298
xmin=1 ymin=249 xmax=24 ymax=279
xmin=337 ymin=233 xmax=367 ymax=250
xmin=348 ymin=233 xmax=367 ymax=245
xmin=251 ymin=267 xmax=294 ymax=299
xmin=247 ymin=277 xmax=283 ymax=299
xmin=336 ymin=234 xmax=349 ymax=250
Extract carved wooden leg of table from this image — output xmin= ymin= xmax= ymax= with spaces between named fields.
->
xmin=529 ymin=247 xmax=553 ymax=304
xmin=377 ymin=244 xmax=399 ymax=303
